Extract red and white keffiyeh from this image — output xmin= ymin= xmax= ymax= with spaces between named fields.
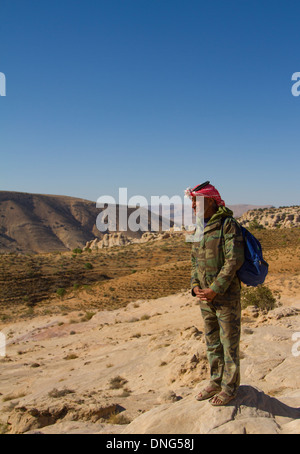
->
xmin=184 ymin=183 xmax=225 ymax=207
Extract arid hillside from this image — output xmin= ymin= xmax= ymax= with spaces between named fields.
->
xmin=0 ymin=191 xmax=102 ymax=254
xmin=0 ymin=191 xmax=165 ymax=254
xmin=0 ymin=226 xmax=299 ymax=323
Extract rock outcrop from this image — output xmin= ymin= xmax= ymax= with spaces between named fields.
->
xmin=83 ymin=231 xmax=173 ymax=250
xmin=122 ymin=385 xmax=300 ymax=434
xmin=238 ymin=206 xmax=300 ymax=229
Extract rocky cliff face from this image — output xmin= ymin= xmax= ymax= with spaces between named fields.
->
xmin=83 ymin=231 xmax=173 ymax=250
xmin=238 ymin=206 xmax=300 ymax=229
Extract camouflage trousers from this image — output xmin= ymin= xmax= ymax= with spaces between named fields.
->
xmin=200 ymin=298 xmax=241 ymax=396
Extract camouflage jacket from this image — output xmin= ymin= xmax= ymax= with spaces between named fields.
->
xmin=191 ymin=206 xmax=244 ymax=301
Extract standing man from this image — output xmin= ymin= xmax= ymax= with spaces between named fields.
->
xmin=186 ymin=182 xmax=244 ymax=406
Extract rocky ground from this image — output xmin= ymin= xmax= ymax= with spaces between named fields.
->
xmin=0 ymin=289 xmax=300 ymax=434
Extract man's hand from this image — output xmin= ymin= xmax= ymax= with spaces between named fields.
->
xmin=193 ymin=286 xmax=202 ymax=298
xmin=193 ymin=286 xmax=217 ymax=302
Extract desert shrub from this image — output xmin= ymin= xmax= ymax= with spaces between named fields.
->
xmin=72 ymin=248 xmax=82 ymax=254
xmin=81 ymin=311 xmax=95 ymax=322
xmin=248 ymin=219 xmax=264 ymax=230
xmin=48 ymin=388 xmax=75 ymax=398
xmin=241 ymin=285 xmax=277 ymax=311
xmin=56 ymin=288 xmax=66 ymax=298
xmin=84 ymin=262 xmax=93 ymax=270
xmin=107 ymin=412 xmax=131 ymax=425
xmin=119 ymin=388 xmax=131 ymax=397
xmin=109 ymin=375 xmax=128 ymax=389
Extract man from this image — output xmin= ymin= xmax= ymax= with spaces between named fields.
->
xmin=186 ymin=181 xmax=244 ymax=406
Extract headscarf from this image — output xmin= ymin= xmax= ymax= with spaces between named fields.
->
xmin=184 ymin=183 xmax=225 ymax=207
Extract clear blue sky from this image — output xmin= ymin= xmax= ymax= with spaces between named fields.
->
xmin=1 ymin=0 xmax=299 ymax=206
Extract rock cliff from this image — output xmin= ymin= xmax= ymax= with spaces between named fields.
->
xmin=238 ymin=206 xmax=300 ymax=229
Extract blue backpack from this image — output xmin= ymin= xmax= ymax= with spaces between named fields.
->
xmin=237 ymin=225 xmax=269 ymax=287
xmin=222 ymin=218 xmax=269 ymax=287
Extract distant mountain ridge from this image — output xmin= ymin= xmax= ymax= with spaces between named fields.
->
xmin=0 ymin=191 xmax=284 ymax=254
xmin=0 ymin=191 xmax=169 ymax=254
xmin=149 ymin=203 xmax=273 ymax=227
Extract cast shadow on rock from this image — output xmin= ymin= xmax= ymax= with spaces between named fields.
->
xmin=230 ymin=385 xmax=300 ymax=420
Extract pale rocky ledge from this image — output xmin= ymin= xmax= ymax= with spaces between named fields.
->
xmin=1 ymin=292 xmax=300 ymax=434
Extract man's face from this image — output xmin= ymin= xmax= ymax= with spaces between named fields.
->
xmin=192 ymin=196 xmax=214 ymax=216
xmin=192 ymin=196 xmax=201 ymax=215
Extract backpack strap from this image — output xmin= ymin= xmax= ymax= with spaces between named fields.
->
xmin=220 ymin=216 xmax=243 ymax=254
